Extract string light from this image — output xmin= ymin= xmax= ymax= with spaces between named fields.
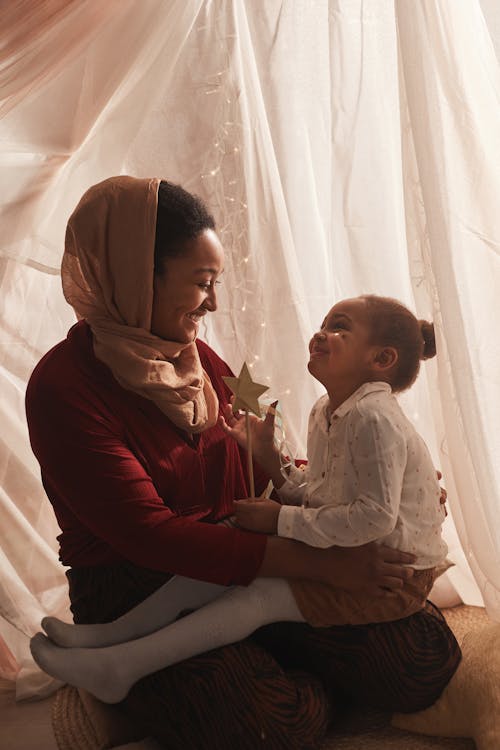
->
xmin=193 ymin=11 xmax=301 ymax=450
xmin=196 ymin=12 xmax=256 ymax=333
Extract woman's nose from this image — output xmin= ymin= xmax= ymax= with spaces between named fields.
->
xmin=204 ymin=286 xmax=218 ymax=312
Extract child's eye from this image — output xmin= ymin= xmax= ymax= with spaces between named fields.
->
xmin=324 ymin=321 xmax=346 ymax=331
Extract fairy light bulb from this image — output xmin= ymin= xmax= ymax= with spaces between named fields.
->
xmin=195 ymin=21 xmax=269 ymax=375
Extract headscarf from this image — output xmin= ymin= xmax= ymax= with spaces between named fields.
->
xmin=61 ymin=175 xmax=219 ymax=433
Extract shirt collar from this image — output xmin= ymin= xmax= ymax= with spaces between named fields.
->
xmin=326 ymin=381 xmax=392 ymax=421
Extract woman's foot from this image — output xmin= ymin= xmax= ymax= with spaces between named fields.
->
xmin=41 ymin=617 xmax=127 ymax=648
xmin=30 ymin=633 xmax=131 ymax=704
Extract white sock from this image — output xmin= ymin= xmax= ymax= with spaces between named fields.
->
xmin=30 ymin=633 xmax=131 ymax=704
xmin=34 ymin=578 xmax=304 ymax=703
xmin=42 ymin=576 xmax=229 ymax=647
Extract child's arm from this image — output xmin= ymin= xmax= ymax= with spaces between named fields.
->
xmin=235 ymin=410 xmax=407 ymax=547
xmin=276 ymin=410 xmax=407 ymax=548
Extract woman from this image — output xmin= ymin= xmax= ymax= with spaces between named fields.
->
xmin=26 ymin=176 xmax=460 ymax=750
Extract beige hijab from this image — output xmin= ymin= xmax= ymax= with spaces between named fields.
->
xmin=61 ymin=175 xmax=219 ymax=433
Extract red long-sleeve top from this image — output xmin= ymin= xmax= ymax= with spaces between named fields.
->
xmin=25 ymin=321 xmax=268 ymax=586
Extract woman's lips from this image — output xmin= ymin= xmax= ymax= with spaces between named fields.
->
xmin=186 ymin=311 xmax=206 ymax=324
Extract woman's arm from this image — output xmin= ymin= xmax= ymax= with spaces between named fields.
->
xmin=259 ymin=536 xmax=415 ymax=592
xmin=26 ymin=372 xmax=268 ymax=587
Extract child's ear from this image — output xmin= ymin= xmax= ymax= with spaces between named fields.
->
xmin=373 ymin=347 xmax=398 ymax=372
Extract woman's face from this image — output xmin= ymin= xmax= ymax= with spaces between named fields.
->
xmin=151 ymin=228 xmax=224 ymax=343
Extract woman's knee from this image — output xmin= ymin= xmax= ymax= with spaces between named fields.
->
xmin=122 ymin=639 xmax=329 ymax=749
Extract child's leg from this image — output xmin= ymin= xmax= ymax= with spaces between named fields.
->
xmin=42 ymin=576 xmax=228 ymax=648
xmin=31 ymin=577 xmax=305 ymax=703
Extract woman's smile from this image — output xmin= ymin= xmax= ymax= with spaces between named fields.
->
xmin=186 ymin=309 xmax=207 ymax=326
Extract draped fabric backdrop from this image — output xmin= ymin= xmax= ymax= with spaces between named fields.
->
xmin=1 ymin=0 xmax=499 ymax=699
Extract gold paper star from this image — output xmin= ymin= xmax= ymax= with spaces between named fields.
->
xmin=223 ymin=362 xmax=269 ymax=417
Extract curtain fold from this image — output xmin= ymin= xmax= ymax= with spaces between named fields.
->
xmin=396 ymin=0 xmax=500 ymax=614
xmin=0 ymin=0 xmax=125 ymax=117
xmin=1 ymin=0 xmax=499 ymax=699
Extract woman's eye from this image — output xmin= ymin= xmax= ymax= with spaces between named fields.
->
xmin=199 ymin=280 xmax=222 ymax=291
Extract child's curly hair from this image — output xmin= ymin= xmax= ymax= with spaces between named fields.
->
xmin=361 ymin=295 xmax=436 ymax=392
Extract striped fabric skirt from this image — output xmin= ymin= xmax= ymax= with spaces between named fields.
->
xmin=66 ymin=561 xmax=461 ymax=750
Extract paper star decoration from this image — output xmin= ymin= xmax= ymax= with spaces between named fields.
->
xmin=223 ymin=362 xmax=269 ymax=417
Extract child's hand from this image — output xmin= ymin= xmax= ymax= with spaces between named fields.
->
xmin=234 ymin=498 xmax=281 ymax=534
xmin=219 ymin=400 xmax=278 ymax=460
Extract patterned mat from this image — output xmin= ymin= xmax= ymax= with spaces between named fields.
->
xmin=52 ymin=605 xmax=490 ymax=750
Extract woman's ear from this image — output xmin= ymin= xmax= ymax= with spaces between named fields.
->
xmin=373 ymin=347 xmax=398 ymax=372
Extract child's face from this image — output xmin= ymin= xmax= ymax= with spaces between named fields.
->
xmin=308 ymin=298 xmax=377 ymax=390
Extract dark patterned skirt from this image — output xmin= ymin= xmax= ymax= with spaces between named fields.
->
xmin=67 ymin=561 xmax=461 ymax=750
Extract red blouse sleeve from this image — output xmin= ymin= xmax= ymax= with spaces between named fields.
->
xmin=26 ymin=338 xmax=267 ymax=586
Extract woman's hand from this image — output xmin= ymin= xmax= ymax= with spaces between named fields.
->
xmin=321 ymin=543 xmax=416 ymax=593
xmin=220 ymin=400 xmax=279 ymax=466
xmin=234 ymin=498 xmax=281 ymax=534
xmin=436 ymin=470 xmax=448 ymax=515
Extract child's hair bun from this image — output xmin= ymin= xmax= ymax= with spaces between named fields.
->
xmin=419 ymin=320 xmax=436 ymax=360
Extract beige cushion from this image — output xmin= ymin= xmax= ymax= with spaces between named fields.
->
xmin=392 ymin=623 xmax=500 ymax=750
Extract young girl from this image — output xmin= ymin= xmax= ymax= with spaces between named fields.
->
xmin=30 ymin=294 xmax=447 ymax=704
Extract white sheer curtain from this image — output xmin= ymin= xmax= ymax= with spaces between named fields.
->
xmin=1 ymin=0 xmax=499 ymax=699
